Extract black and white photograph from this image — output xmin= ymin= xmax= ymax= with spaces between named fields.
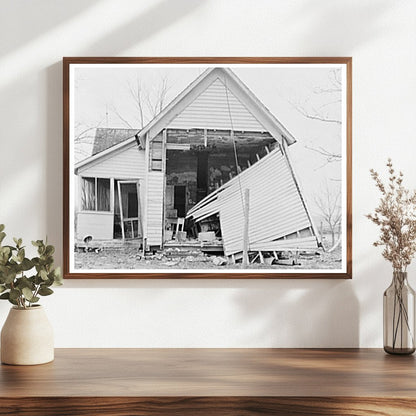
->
xmin=65 ymin=59 xmax=351 ymax=278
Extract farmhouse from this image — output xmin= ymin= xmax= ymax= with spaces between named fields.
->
xmin=74 ymin=67 xmax=320 ymax=259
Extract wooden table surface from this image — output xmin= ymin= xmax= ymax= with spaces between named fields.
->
xmin=1 ymin=348 xmax=416 ymax=415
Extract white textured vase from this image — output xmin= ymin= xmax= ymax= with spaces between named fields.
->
xmin=1 ymin=305 xmax=54 ymax=365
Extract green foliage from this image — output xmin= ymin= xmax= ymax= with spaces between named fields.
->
xmin=0 ymin=224 xmax=62 ymax=309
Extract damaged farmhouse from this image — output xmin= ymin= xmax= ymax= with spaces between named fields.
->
xmin=67 ymin=60 xmax=350 ymax=277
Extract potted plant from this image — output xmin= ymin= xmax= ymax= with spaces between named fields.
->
xmin=367 ymin=159 xmax=416 ymax=354
xmin=0 ymin=224 xmax=62 ymax=365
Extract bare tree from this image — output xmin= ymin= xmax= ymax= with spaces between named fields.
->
xmin=291 ymin=68 xmax=342 ymax=167
xmin=145 ymin=75 xmax=170 ymax=119
xmin=74 ymin=120 xmax=104 ymax=162
xmin=315 ymin=184 xmax=342 ymax=249
xmin=113 ymin=74 xmax=172 ymax=129
xmin=296 ymin=69 xmax=342 ymax=125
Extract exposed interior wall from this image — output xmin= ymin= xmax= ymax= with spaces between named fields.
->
xmin=1 ymin=0 xmax=416 ymax=347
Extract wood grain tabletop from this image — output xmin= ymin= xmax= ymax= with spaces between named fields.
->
xmin=1 ymin=348 xmax=415 ymax=415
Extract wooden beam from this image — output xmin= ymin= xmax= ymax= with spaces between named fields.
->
xmin=94 ymin=178 xmax=98 ymax=211
xmin=242 ymin=188 xmax=250 ymax=267
xmin=165 ymin=143 xmax=191 ymax=151
xmin=136 ymin=181 xmax=142 ymax=237
xmin=162 ymin=130 xmax=167 ymax=173
xmin=162 ymin=130 xmax=167 ymax=248
xmin=110 ymin=178 xmax=115 ymax=214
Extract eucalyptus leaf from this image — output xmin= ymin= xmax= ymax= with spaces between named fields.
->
xmin=39 ymin=269 xmax=48 ymax=281
xmin=9 ymin=288 xmax=21 ymax=301
xmin=20 ymin=258 xmax=33 ymax=271
xmin=0 ymin=224 xmax=4 ymax=232
xmin=17 ymin=276 xmax=35 ymax=290
xmin=0 ymin=292 xmax=9 ymax=299
xmin=38 ymin=287 xmax=53 ymax=296
xmin=45 ymin=245 xmax=55 ymax=256
xmin=3 ymin=272 xmax=16 ymax=284
xmin=22 ymin=287 xmax=34 ymax=301
xmin=8 ymin=297 xmax=18 ymax=306
xmin=53 ymin=267 xmax=63 ymax=285
xmin=17 ymin=248 xmax=25 ymax=263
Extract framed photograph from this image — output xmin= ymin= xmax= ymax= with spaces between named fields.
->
xmin=63 ymin=57 xmax=352 ymax=279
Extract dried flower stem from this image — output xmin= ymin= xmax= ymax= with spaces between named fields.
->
xmin=366 ymin=159 xmax=416 ymax=272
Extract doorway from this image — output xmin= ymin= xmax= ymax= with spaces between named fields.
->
xmin=174 ymin=185 xmax=186 ymax=218
xmin=115 ymin=180 xmax=142 ymax=240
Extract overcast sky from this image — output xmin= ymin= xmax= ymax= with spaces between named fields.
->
xmin=72 ymin=64 xmax=345 ymax=224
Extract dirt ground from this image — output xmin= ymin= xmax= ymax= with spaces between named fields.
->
xmin=74 ymin=245 xmax=343 ymax=271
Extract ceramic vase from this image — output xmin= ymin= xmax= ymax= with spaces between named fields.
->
xmin=1 ymin=305 xmax=54 ymax=365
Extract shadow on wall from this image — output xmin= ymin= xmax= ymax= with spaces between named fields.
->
xmin=82 ymin=0 xmax=205 ymax=55
xmin=44 ymin=0 xmax=205 ymax=262
xmin=0 ymin=0 xmax=101 ymax=56
xmin=233 ymin=279 xmax=359 ymax=347
xmin=288 ymin=0 xmax=393 ymax=53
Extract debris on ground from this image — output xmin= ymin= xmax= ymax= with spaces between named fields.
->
xmin=74 ymin=243 xmax=342 ymax=270
xmin=212 ymin=256 xmax=228 ymax=266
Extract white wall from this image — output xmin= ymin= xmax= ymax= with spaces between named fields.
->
xmin=1 ymin=0 xmax=415 ymax=347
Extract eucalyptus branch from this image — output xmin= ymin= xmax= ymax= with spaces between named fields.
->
xmin=0 ymin=225 xmax=63 ymax=309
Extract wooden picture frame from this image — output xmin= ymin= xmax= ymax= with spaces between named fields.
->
xmin=63 ymin=57 xmax=352 ymax=279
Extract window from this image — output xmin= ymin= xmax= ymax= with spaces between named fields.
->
xmin=81 ymin=177 xmax=110 ymax=211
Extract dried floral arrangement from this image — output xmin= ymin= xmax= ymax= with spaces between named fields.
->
xmin=366 ymin=159 xmax=416 ymax=272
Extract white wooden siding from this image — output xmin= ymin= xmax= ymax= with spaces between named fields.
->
xmin=187 ymin=147 xmax=318 ymax=256
xmin=145 ymin=171 xmax=164 ymax=247
xmin=76 ymin=211 xmax=113 ymax=240
xmin=168 ymin=78 xmax=266 ymax=132
xmin=77 ymin=145 xmax=146 ymax=179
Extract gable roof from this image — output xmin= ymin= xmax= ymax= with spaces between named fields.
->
xmin=138 ymin=67 xmax=296 ymax=146
xmin=75 ymin=67 xmax=297 ymax=172
xmin=92 ymin=128 xmax=139 ymax=156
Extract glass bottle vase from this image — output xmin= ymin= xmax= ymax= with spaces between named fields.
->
xmin=383 ymin=271 xmax=416 ymax=355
